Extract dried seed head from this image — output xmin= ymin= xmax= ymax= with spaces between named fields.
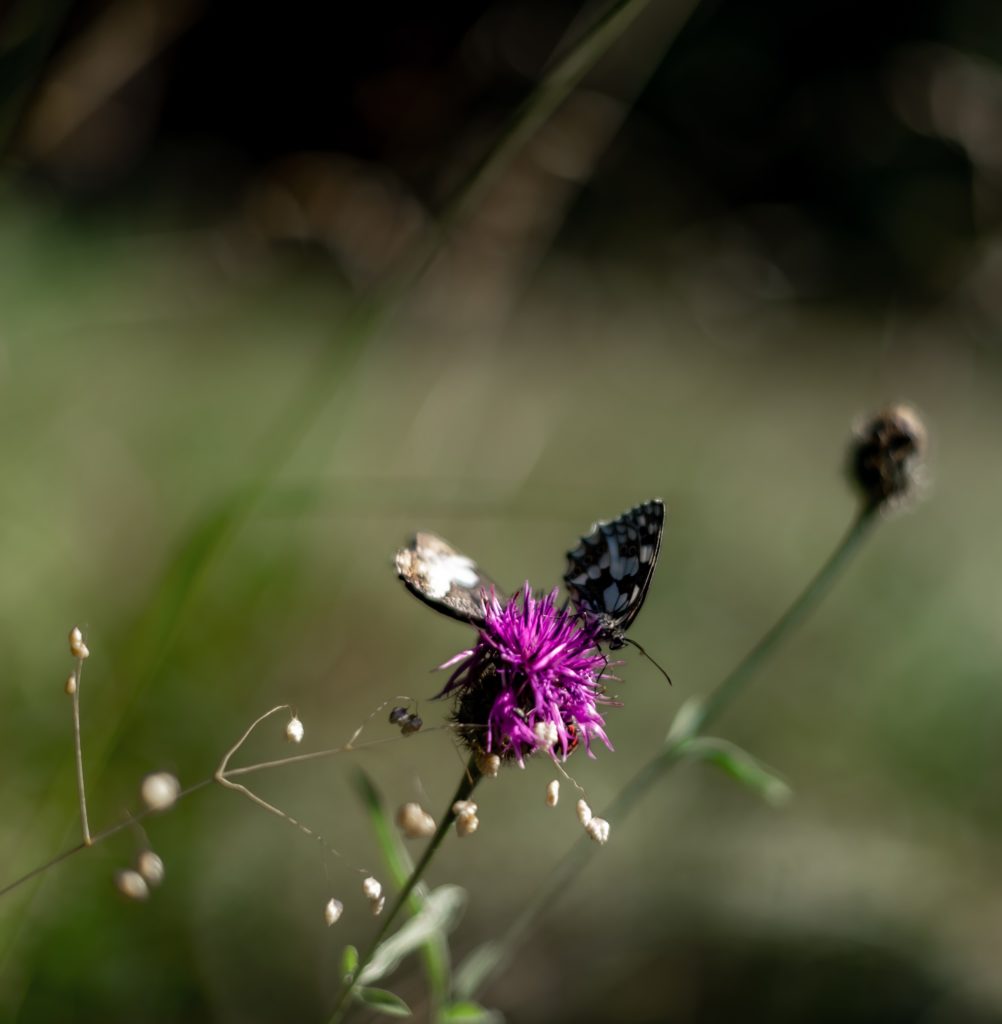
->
xmin=477 ymin=752 xmax=501 ymax=778
xmin=546 ymin=780 xmax=560 ymax=807
xmin=362 ymin=876 xmax=382 ymax=902
xmin=137 ymin=850 xmax=165 ymax=886
xmin=452 ymin=800 xmax=478 ymax=818
xmin=324 ymin=898 xmax=344 ymax=926
xmin=388 ymin=706 xmax=410 ymax=725
xmin=68 ymin=627 xmax=89 ymax=660
xmin=396 ymin=802 xmax=436 ymax=839
xmin=400 ymin=714 xmax=423 ymax=736
xmin=576 ymin=798 xmax=593 ymax=827
xmin=533 ymin=720 xmax=559 ymax=751
xmin=285 ymin=715 xmax=305 ymax=744
xmin=115 ymin=868 xmax=150 ymax=901
xmin=455 ymin=812 xmax=479 ymax=837
xmin=850 ymin=404 xmax=927 ymax=508
xmin=65 ymin=673 xmax=77 ymax=696
xmin=140 ymin=772 xmax=181 ymax=812
xmin=371 ymin=895 xmax=386 ymax=916
xmin=585 ymin=817 xmax=610 ymax=845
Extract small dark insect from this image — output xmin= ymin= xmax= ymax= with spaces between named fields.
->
xmin=400 ymin=714 xmax=423 ymax=736
xmin=395 ymin=500 xmax=666 ymax=662
xmin=388 ymin=706 xmax=410 ymax=725
xmin=563 ymin=499 xmax=665 ymax=649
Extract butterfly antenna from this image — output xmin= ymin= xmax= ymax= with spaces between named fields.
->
xmin=623 ymin=637 xmax=672 ymax=686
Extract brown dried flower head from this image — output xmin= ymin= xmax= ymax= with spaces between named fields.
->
xmin=850 ymin=404 xmax=927 ymax=508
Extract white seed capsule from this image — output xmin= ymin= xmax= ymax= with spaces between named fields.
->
xmin=371 ymin=895 xmax=386 ymax=916
xmin=141 ymin=772 xmax=181 ymax=812
xmin=69 ymin=627 xmax=89 ymax=658
xmin=324 ymin=898 xmax=344 ymax=926
xmin=533 ymin=720 xmax=558 ymax=750
xmin=455 ymin=812 xmax=479 ymax=837
xmin=115 ymin=868 xmax=150 ymax=901
xmin=285 ymin=715 xmax=304 ymax=744
xmin=65 ymin=673 xmax=77 ymax=696
xmin=362 ymin=876 xmax=382 ymax=902
xmin=452 ymin=800 xmax=478 ymax=818
xmin=585 ymin=817 xmax=610 ymax=845
xmin=137 ymin=850 xmax=165 ymax=886
xmin=546 ymin=780 xmax=560 ymax=807
xmin=396 ymin=802 xmax=436 ymax=839
xmin=576 ymin=799 xmax=593 ymax=827
xmin=477 ymin=753 xmax=501 ymax=778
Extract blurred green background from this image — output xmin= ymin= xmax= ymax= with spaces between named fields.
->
xmin=2 ymin=0 xmax=1002 ymax=1021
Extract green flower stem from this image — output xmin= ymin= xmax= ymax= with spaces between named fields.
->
xmin=689 ymin=501 xmax=880 ymax=734
xmin=329 ymin=757 xmax=482 ymax=1024
xmin=465 ymin=501 xmax=882 ymax=997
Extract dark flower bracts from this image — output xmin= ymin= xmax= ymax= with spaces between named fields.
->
xmin=439 ymin=585 xmax=614 ymax=766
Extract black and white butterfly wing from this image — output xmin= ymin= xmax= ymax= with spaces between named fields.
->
xmin=564 ymin=499 xmax=665 ymax=644
xmin=395 ymin=532 xmax=504 ymax=627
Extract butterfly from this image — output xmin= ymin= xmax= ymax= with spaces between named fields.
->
xmin=395 ymin=499 xmax=665 ymax=651
xmin=563 ymin=498 xmax=665 ymax=649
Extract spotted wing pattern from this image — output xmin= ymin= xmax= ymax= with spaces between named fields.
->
xmin=395 ymin=532 xmax=503 ymax=626
xmin=564 ymin=499 xmax=665 ymax=645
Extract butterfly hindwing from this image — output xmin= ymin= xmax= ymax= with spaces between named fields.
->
xmin=395 ymin=532 xmax=503 ymax=627
xmin=564 ymin=499 xmax=665 ymax=644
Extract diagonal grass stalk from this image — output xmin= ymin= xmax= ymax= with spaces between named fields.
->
xmin=456 ymin=501 xmax=882 ymax=998
xmin=328 ymin=757 xmax=482 ymax=1024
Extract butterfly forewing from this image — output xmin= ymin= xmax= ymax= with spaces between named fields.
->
xmin=563 ymin=499 xmax=665 ymax=641
xmin=395 ymin=532 xmax=504 ymax=626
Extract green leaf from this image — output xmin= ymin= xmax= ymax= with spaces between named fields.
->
xmin=677 ymin=737 xmax=792 ymax=806
xmin=354 ymin=986 xmax=412 ymax=1017
xmin=665 ymin=697 xmax=705 ymax=745
xmin=441 ymin=999 xmax=502 ymax=1022
xmin=341 ymin=945 xmax=359 ymax=978
xmin=352 ymin=768 xmax=418 ymax=891
xmin=359 ymin=885 xmax=467 ymax=986
xmin=453 ymin=941 xmax=507 ymax=1001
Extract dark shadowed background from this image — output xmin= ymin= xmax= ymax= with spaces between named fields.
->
xmin=1 ymin=0 xmax=1001 ymax=1021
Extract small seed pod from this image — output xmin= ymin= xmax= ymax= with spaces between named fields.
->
xmin=396 ymin=802 xmax=436 ymax=838
xmin=388 ymin=706 xmax=410 ymax=725
xmin=850 ymin=404 xmax=927 ymax=508
xmin=455 ymin=812 xmax=479 ymax=837
xmin=137 ymin=850 xmax=165 ymax=886
xmin=115 ymin=868 xmax=150 ymax=901
xmin=324 ymin=898 xmax=344 ymax=926
xmin=546 ymin=780 xmax=560 ymax=807
xmin=477 ymin=753 xmax=501 ymax=778
xmin=400 ymin=714 xmax=423 ymax=736
xmin=533 ymin=720 xmax=558 ymax=751
xmin=452 ymin=800 xmax=477 ymax=818
xmin=585 ymin=817 xmax=610 ymax=845
xmin=285 ymin=715 xmax=305 ymax=744
xmin=69 ymin=627 xmax=89 ymax=660
xmin=141 ymin=772 xmax=181 ymax=812
xmin=65 ymin=673 xmax=77 ymax=696
xmin=576 ymin=799 xmax=593 ymax=827
xmin=362 ymin=876 xmax=382 ymax=902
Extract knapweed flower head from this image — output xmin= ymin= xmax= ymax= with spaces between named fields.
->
xmin=440 ymin=584 xmax=613 ymax=766
xmin=850 ymin=404 xmax=927 ymax=508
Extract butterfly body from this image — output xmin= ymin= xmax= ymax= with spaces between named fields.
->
xmin=396 ymin=499 xmax=664 ymax=651
xmin=395 ymin=531 xmax=504 ymax=627
xmin=563 ymin=499 xmax=665 ymax=647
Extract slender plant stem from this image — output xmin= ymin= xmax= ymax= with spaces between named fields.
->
xmin=69 ymin=658 xmax=91 ymax=845
xmin=328 ymin=757 xmax=482 ymax=1024
xmin=462 ymin=501 xmax=882 ymax=998
xmin=691 ymin=501 xmax=880 ymax=733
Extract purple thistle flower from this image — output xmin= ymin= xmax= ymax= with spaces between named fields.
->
xmin=440 ymin=584 xmax=615 ymax=766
